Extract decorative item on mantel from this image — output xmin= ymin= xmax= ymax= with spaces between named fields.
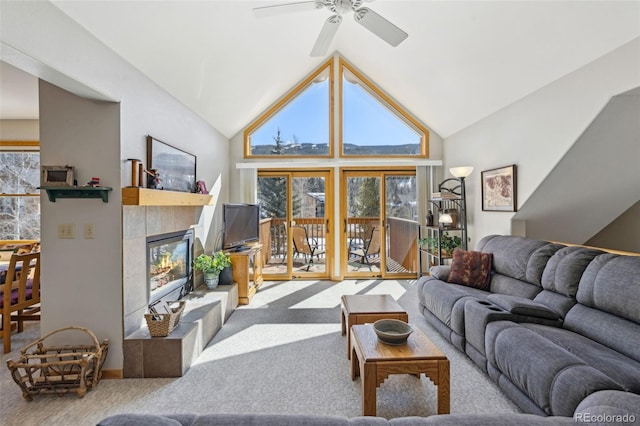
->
xmin=126 ymin=158 xmax=144 ymax=188
xmin=145 ymin=168 xmax=162 ymax=190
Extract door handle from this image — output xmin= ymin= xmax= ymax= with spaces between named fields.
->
xmin=326 ymin=219 xmax=330 ymax=233
xmin=343 ymin=219 xmax=347 ymax=233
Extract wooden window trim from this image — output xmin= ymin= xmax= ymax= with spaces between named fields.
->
xmin=244 ymin=59 xmax=334 ymax=159
xmin=338 ymin=58 xmax=429 ymax=158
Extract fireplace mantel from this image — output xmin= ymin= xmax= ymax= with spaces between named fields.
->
xmin=122 ymin=187 xmax=214 ymax=206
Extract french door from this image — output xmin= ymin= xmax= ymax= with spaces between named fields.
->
xmin=341 ymin=169 xmax=418 ymax=279
xmin=257 ymin=170 xmax=333 ymax=280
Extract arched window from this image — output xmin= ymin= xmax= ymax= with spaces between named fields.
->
xmin=244 ymin=56 xmax=428 ymax=159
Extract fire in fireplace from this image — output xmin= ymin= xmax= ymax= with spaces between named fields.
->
xmin=147 ymin=230 xmax=194 ymax=307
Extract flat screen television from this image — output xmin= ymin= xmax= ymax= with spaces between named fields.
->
xmin=223 ymin=203 xmax=260 ymax=250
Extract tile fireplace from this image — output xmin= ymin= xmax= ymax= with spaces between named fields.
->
xmin=147 ymin=229 xmax=194 ymax=307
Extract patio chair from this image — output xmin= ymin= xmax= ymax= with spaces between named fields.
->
xmin=291 ymin=226 xmax=324 ymax=271
xmin=349 ymin=226 xmax=381 ymax=265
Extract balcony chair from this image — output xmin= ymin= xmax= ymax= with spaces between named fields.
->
xmin=349 ymin=226 xmax=381 ymax=266
xmin=291 ymin=226 xmax=324 ymax=272
xmin=1 ymin=251 xmax=41 ymax=353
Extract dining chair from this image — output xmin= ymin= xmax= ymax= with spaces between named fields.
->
xmin=1 ymin=251 xmax=41 ymax=353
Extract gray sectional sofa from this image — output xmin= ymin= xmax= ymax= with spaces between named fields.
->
xmin=417 ymin=234 xmax=640 ymax=418
xmin=96 ymin=389 xmax=640 ymax=424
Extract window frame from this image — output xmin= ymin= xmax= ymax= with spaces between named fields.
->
xmin=244 ymin=58 xmax=334 ymax=159
xmin=0 ymin=140 xmax=41 ymax=241
xmin=338 ymin=58 xmax=429 ymax=158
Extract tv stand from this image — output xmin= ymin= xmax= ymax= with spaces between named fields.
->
xmin=227 ymin=244 xmax=263 ymax=305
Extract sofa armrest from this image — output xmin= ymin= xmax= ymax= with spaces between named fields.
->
xmin=487 ymin=294 xmax=560 ymax=320
xmin=429 ymin=265 xmax=450 ymax=281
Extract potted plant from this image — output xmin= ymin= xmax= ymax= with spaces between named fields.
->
xmin=441 ymin=233 xmax=462 ymax=257
xmin=419 ymin=234 xmax=461 ymax=257
xmin=193 ymin=251 xmax=231 ymax=289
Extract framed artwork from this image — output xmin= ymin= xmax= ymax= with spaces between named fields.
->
xmin=481 ymin=165 xmax=517 ymax=212
xmin=147 ymin=136 xmax=196 ymax=193
xmin=40 ymin=165 xmax=75 ymax=187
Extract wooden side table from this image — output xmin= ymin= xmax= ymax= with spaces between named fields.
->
xmin=350 ymin=324 xmax=450 ymax=417
xmin=341 ymin=294 xmax=408 ymax=359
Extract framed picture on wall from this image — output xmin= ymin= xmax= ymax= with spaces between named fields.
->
xmin=147 ymin=136 xmax=196 ymax=193
xmin=481 ymin=164 xmax=517 ymax=212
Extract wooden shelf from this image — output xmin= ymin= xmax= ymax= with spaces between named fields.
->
xmin=39 ymin=186 xmax=113 ymax=203
xmin=122 ymin=187 xmax=214 ymax=206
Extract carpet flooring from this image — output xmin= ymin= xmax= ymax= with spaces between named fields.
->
xmin=0 ymin=279 xmax=521 ymax=425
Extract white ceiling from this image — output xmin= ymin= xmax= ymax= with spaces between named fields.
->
xmin=3 ymin=1 xmax=640 ymax=139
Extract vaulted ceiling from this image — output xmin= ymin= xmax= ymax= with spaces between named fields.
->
xmin=3 ymin=1 xmax=640 ymax=139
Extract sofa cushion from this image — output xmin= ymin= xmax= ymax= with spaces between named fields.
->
xmin=485 ymin=321 xmax=622 ymax=416
xmin=418 ymin=278 xmax=489 ymax=329
xmin=521 ymin=323 xmax=640 ymax=393
xmin=447 ymin=249 xmax=493 ymax=290
xmin=575 ymin=254 xmax=640 ymax=323
xmin=98 ymin=414 xmax=182 ymax=426
xmin=540 ymin=246 xmax=605 ymax=297
xmin=475 ymin=235 xmax=563 ymax=286
xmin=574 ymin=390 xmax=640 ymax=422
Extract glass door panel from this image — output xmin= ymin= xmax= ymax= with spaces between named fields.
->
xmin=384 ymin=175 xmax=418 ymax=276
xmin=291 ymin=174 xmax=328 ymax=276
xmin=258 ymin=170 xmax=332 ymax=280
xmin=344 ymin=173 xmax=382 ymax=277
xmin=257 ymin=175 xmax=290 ymax=279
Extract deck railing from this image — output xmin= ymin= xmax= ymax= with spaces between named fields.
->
xmin=260 ymin=216 xmax=418 ymax=272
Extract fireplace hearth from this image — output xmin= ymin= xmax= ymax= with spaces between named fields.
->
xmin=147 ymin=230 xmax=193 ymax=307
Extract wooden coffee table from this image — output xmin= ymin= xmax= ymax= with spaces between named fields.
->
xmin=350 ymin=324 xmax=450 ymax=416
xmin=341 ymin=294 xmax=408 ymax=359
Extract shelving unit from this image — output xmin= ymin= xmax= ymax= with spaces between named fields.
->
xmin=419 ymin=177 xmax=468 ymax=275
xmin=39 ymin=186 xmax=113 ymax=203
xmin=227 ymin=244 xmax=263 ymax=305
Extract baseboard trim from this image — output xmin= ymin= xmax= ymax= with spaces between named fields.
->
xmin=102 ymin=369 xmax=123 ymax=379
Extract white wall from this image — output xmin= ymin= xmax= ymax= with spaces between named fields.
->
xmin=0 ymin=119 xmax=39 ymax=140
xmin=443 ymin=38 xmax=640 ymax=248
xmin=2 ymin=1 xmax=229 ymax=369
xmin=39 ymin=81 xmax=122 ymax=358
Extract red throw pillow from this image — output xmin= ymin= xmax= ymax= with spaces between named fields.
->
xmin=447 ymin=249 xmax=493 ymax=290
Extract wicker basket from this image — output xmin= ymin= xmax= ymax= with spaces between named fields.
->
xmin=144 ymin=300 xmax=185 ymax=337
xmin=6 ymin=326 xmax=109 ymax=400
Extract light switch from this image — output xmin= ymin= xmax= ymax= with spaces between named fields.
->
xmin=58 ymin=223 xmax=75 ymax=239
xmin=84 ymin=223 xmax=95 ymax=239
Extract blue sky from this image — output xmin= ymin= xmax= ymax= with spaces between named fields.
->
xmin=251 ymin=79 xmax=420 ymax=147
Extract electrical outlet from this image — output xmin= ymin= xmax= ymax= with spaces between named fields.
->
xmin=58 ymin=223 xmax=75 ymax=239
xmin=84 ymin=223 xmax=95 ymax=239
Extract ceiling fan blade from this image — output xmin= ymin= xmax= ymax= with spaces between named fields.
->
xmin=353 ymin=7 xmax=408 ymax=47
xmin=310 ymin=15 xmax=342 ymax=57
xmin=253 ymin=1 xmax=321 ymax=18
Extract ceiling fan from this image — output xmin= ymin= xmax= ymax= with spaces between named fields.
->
xmin=253 ymin=0 xmax=408 ymax=57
